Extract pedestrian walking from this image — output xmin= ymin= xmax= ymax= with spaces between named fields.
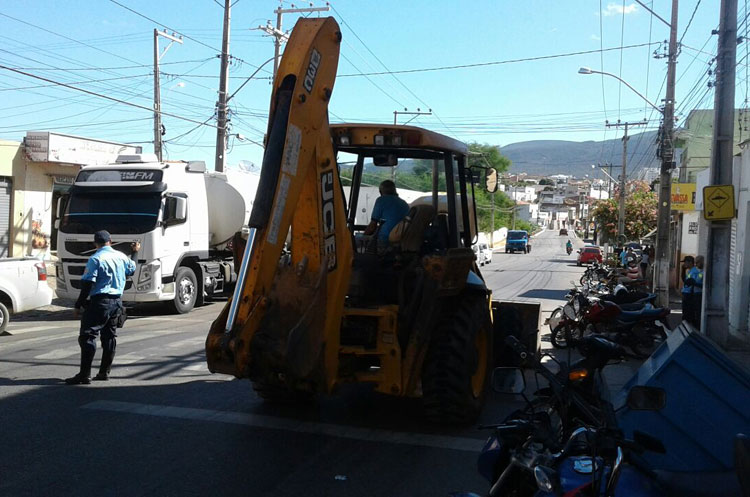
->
xmin=65 ymin=230 xmax=139 ymax=384
xmin=680 ymin=255 xmax=699 ymax=328
xmin=640 ymin=245 xmax=650 ymax=279
xmin=682 ymin=255 xmax=705 ymax=328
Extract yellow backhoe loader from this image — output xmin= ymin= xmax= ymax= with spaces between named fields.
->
xmin=205 ymin=16 xmax=539 ymax=423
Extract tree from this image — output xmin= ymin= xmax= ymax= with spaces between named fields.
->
xmin=468 ymin=142 xmax=511 ymax=173
xmin=590 ymin=180 xmax=657 ymax=242
xmin=539 ymin=178 xmax=555 ymax=186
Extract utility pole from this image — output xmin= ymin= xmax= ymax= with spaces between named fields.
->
xmin=258 ymin=2 xmax=330 ymax=79
xmin=653 ymin=0 xmax=680 ymax=308
xmin=491 ymin=191 xmax=495 ymax=247
xmin=702 ymin=0 xmax=738 ymax=341
xmin=153 ymin=29 xmax=183 ymax=161
xmin=606 ymin=120 xmax=647 ymax=241
xmin=214 ymin=0 xmax=231 ymax=172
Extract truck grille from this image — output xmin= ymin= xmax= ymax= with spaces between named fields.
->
xmin=65 ymin=241 xmax=134 ymax=256
xmin=71 ymin=280 xmax=132 ymax=291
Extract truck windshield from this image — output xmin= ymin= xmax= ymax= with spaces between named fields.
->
xmin=508 ymin=231 xmax=527 ymax=240
xmin=60 ymin=192 xmax=161 ymax=234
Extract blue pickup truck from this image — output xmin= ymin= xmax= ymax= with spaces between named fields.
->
xmin=505 ymin=230 xmax=531 ymax=254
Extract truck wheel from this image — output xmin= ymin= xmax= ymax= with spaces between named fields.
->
xmin=170 ymin=267 xmax=197 ymax=314
xmin=422 ymin=296 xmax=491 ymax=425
xmin=0 ymin=302 xmax=9 ymax=333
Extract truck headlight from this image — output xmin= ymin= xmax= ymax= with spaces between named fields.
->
xmin=56 ymin=264 xmax=65 ymax=283
xmin=138 ymin=263 xmax=158 ymax=285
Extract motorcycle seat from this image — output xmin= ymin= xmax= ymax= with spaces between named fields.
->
xmin=618 ymin=305 xmax=669 ymax=321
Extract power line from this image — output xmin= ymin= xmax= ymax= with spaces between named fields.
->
xmin=0 ymin=73 xmax=151 ymax=92
xmin=679 ymin=0 xmax=703 ymax=45
xmin=0 ymin=64 xmax=219 ymax=129
xmin=107 ymin=0 xmax=268 ymax=73
xmin=0 ymin=12 xmax=143 ymax=65
xmin=6 ymin=59 xmax=214 ymax=72
xmin=335 ymin=42 xmax=660 ymax=77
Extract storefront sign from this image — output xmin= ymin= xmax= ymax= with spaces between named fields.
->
xmin=52 ymin=175 xmax=75 ymax=185
xmin=25 ymin=132 xmax=141 ymax=165
xmin=689 ymin=222 xmax=698 ymax=234
xmin=671 ymin=183 xmax=696 ymax=211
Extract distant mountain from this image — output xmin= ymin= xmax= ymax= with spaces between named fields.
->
xmin=500 ymin=130 xmax=661 ymax=178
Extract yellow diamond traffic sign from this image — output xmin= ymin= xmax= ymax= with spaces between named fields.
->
xmin=703 ymin=185 xmax=735 ymax=220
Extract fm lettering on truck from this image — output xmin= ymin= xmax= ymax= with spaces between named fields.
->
xmin=303 ymin=49 xmax=321 ymax=93
xmin=320 ymin=170 xmax=337 ymax=271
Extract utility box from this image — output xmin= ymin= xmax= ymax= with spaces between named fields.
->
xmin=492 ymin=300 xmax=541 ymax=367
xmin=615 ymin=324 xmax=750 ymax=472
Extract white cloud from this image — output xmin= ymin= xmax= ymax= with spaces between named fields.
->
xmin=603 ymin=2 xmax=638 ymax=16
xmin=591 ymin=34 xmax=601 ymax=40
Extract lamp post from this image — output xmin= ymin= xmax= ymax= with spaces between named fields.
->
xmin=579 ymin=65 xmax=674 ymax=307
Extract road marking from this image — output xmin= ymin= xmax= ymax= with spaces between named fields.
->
xmin=115 ymin=353 xmax=146 ymax=365
xmin=183 ymin=362 xmax=207 ymax=371
xmin=167 ymin=337 xmax=205 ymax=348
xmin=2 ymin=325 xmax=65 ymax=336
xmin=33 ymin=329 xmax=187 ymax=360
xmin=83 ymin=400 xmax=485 ymax=452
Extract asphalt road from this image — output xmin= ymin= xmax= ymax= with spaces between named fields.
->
xmin=0 ymin=229 xmax=585 ymax=497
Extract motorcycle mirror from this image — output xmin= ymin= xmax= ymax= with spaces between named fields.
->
xmin=634 ymin=430 xmax=667 ymax=454
xmin=491 ymin=367 xmax=526 ymax=394
xmin=626 ymin=386 xmax=666 ymax=411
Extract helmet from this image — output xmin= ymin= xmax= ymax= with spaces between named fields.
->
xmin=614 ymin=284 xmax=628 ymax=296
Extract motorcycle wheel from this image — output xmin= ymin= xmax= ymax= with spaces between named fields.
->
xmin=629 ymin=326 xmax=657 ymax=358
xmin=550 ymin=322 xmax=582 ymax=349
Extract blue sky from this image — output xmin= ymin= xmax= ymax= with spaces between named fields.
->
xmin=0 ymin=1 xmax=729 ymax=171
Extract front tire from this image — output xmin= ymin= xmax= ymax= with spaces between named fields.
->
xmin=550 ymin=322 xmax=582 ymax=349
xmin=0 ymin=302 xmax=9 ymax=333
xmin=422 ymin=296 xmax=491 ymax=424
xmin=170 ymin=267 xmax=197 ymax=314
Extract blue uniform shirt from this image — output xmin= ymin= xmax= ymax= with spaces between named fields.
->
xmin=682 ymin=266 xmax=704 ymax=294
xmin=82 ymin=246 xmax=136 ymax=297
xmin=371 ymin=195 xmax=410 ymax=241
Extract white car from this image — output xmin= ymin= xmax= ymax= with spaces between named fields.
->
xmin=472 ymin=244 xmax=487 ymax=266
xmin=479 ymin=242 xmax=493 ymax=265
xmin=0 ymin=258 xmax=54 ymax=332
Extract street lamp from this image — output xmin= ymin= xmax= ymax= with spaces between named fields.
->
xmin=578 ymin=67 xmax=662 ymax=114
xmin=579 ymin=66 xmax=672 ymax=307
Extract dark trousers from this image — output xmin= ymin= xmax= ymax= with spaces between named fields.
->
xmin=78 ymin=295 xmax=121 ymax=377
xmin=681 ymin=292 xmax=703 ymax=328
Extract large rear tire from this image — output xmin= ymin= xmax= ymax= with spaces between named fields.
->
xmin=422 ymin=296 xmax=492 ymax=425
xmin=252 ymin=380 xmax=315 ymax=404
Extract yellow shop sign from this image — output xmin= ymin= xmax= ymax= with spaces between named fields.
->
xmin=671 ymin=183 xmax=696 ymax=211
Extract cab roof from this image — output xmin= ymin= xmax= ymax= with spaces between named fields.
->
xmin=330 ymin=123 xmax=468 ymax=158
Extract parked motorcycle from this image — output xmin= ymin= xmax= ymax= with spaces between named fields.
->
xmin=477 ymin=336 xmax=668 ymax=497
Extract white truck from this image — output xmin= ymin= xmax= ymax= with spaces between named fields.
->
xmin=0 ymin=258 xmax=54 ymax=332
xmin=55 ymin=154 xmax=258 ymax=313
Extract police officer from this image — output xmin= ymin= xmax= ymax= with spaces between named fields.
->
xmin=65 ymin=230 xmax=139 ymax=385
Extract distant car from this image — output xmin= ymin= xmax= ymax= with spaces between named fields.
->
xmin=559 ymin=228 xmax=568 ymax=236
xmin=0 ymin=258 xmax=54 ymax=332
xmin=577 ymin=246 xmax=603 ymax=266
xmin=479 ymin=242 xmax=493 ymax=265
xmin=472 ymin=244 xmax=487 ymax=266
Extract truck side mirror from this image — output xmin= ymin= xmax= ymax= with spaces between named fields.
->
xmin=163 ymin=195 xmax=187 ymax=226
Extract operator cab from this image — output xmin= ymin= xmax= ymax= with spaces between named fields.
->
xmin=331 ymin=124 xmax=497 ymax=305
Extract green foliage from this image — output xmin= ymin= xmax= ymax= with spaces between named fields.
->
xmin=467 ymin=142 xmax=511 ymax=173
xmin=538 ymin=178 xmax=555 ymax=186
xmin=590 ymin=180 xmax=657 ymax=241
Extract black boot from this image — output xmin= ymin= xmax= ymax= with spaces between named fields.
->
xmin=94 ymin=337 xmax=116 ymax=381
xmin=66 ymin=338 xmax=95 ymax=385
